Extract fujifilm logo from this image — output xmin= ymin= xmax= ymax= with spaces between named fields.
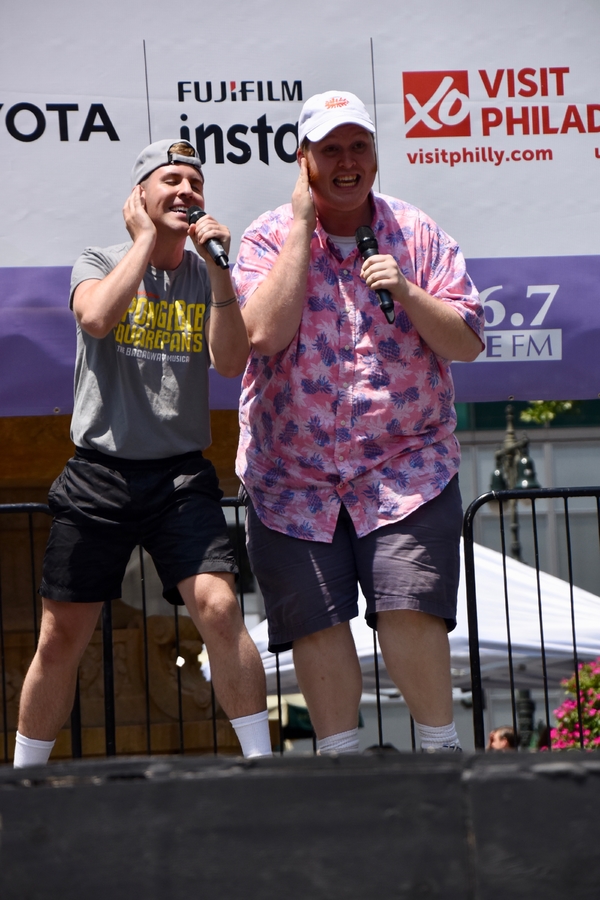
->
xmin=177 ymin=79 xmax=304 ymax=166
xmin=178 ymin=80 xmax=303 ymax=103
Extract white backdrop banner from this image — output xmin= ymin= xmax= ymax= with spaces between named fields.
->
xmin=1 ymin=0 xmax=599 ymax=414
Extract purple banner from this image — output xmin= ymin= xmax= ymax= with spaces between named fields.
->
xmin=0 ymin=267 xmax=75 ymax=417
xmin=454 ymin=255 xmax=600 ymax=402
xmin=1 ymin=257 xmax=600 ymax=417
xmin=0 ymin=267 xmax=242 ymax=416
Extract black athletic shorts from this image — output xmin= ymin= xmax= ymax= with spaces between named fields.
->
xmin=40 ymin=448 xmax=237 ymax=605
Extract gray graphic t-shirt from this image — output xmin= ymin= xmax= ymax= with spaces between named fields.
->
xmin=70 ymin=243 xmax=212 ymax=459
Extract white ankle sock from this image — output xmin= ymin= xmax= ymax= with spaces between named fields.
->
xmin=415 ymin=721 xmax=462 ymax=752
xmin=230 ymin=710 xmax=273 ymax=758
xmin=317 ymin=727 xmax=360 ymax=755
xmin=13 ymin=731 xmax=56 ymax=768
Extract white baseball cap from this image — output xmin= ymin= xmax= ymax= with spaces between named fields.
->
xmin=298 ymin=91 xmax=376 ymax=144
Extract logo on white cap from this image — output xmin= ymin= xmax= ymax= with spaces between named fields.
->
xmin=324 ymin=97 xmax=350 ymax=109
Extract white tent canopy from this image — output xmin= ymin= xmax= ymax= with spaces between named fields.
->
xmin=249 ymin=542 xmax=600 ymax=694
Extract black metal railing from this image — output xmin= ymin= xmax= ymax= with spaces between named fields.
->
xmin=0 ymin=500 xmax=297 ymax=761
xmin=463 ymin=486 xmax=600 ymax=751
xmin=0 ymin=503 xmax=50 ymax=763
xmin=4 ymin=487 xmax=599 ymax=762
xmin=0 ymin=498 xmax=407 ymax=762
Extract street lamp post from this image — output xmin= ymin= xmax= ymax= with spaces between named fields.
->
xmin=489 ymin=404 xmax=541 ymax=748
xmin=489 ymin=405 xmax=540 ymax=561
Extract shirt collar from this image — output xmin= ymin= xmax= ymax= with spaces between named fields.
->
xmin=313 ymin=192 xmax=392 ymax=260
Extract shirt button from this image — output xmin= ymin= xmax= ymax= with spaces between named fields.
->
xmin=338 ymin=455 xmax=344 ymax=461
xmin=340 ymin=420 xmax=346 ymax=426
xmin=342 ymin=269 xmax=349 ymax=275
xmin=343 ymin=382 xmax=349 ymax=388
xmin=345 ymin=345 xmax=350 ymax=351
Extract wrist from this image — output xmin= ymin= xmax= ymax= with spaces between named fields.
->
xmin=210 ymin=266 xmax=239 ymax=309
xmin=393 ymin=276 xmax=416 ymax=306
xmin=209 ymin=265 xmax=234 ymax=291
xmin=131 ymin=229 xmax=156 ymax=256
xmin=290 ymin=216 xmax=315 ymax=237
xmin=211 ymin=296 xmax=237 ymax=309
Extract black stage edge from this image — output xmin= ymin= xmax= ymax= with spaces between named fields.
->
xmin=1 ymin=752 xmax=599 ymax=899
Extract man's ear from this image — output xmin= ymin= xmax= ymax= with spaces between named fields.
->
xmin=296 ymin=147 xmax=305 ymax=166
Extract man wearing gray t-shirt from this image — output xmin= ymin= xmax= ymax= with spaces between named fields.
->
xmin=14 ymin=139 xmax=271 ymax=766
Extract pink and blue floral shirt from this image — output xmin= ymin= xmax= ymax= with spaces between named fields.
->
xmin=233 ymin=192 xmax=484 ymax=542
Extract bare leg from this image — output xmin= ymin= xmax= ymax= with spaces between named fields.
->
xmin=178 ymin=572 xmax=266 ymax=720
xmin=376 ymin=609 xmax=453 ymax=726
xmin=18 ymin=599 xmax=103 ymax=741
xmin=292 ymin=621 xmax=363 ymax=740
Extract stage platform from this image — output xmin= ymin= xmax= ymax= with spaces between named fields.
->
xmin=1 ymin=751 xmax=599 ymax=899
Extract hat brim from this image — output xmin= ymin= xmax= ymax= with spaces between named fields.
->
xmin=303 ymin=117 xmax=376 ymax=144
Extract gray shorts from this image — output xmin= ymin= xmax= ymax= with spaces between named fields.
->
xmin=246 ymin=477 xmax=462 ymax=652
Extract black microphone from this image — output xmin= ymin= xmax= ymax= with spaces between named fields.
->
xmin=186 ymin=206 xmax=229 ymax=269
xmin=355 ymin=226 xmax=396 ymax=324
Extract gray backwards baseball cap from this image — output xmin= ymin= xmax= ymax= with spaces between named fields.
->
xmin=131 ymin=139 xmax=203 ymax=186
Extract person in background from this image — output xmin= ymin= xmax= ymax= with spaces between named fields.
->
xmin=487 ymin=727 xmax=517 ymax=751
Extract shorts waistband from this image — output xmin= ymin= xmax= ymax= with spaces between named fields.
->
xmin=74 ymin=447 xmax=205 ymax=470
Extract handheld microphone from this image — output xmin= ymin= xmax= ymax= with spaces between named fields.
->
xmin=187 ymin=206 xmax=229 ymax=269
xmin=355 ymin=226 xmax=396 ymax=324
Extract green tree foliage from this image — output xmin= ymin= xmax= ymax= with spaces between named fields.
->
xmin=519 ymin=401 xmax=579 ymax=426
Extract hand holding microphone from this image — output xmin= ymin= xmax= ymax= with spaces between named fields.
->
xmin=187 ymin=206 xmax=229 ymax=269
xmin=355 ymin=226 xmax=396 ymax=324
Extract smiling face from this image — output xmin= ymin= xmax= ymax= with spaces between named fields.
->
xmin=299 ymin=124 xmax=377 ymax=235
xmin=140 ymin=163 xmax=205 ymax=236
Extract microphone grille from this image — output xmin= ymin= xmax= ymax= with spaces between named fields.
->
xmin=186 ymin=206 xmax=205 ymax=225
xmin=355 ymin=225 xmax=376 ymax=244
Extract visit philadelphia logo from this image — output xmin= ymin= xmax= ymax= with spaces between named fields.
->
xmin=402 ymin=67 xmax=600 ymax=138
xmin=177 ymin=78 xmax=303 ymax=166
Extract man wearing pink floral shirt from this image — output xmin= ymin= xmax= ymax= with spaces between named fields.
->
xmin=233 ymin=91 xmax=484 ymax=754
